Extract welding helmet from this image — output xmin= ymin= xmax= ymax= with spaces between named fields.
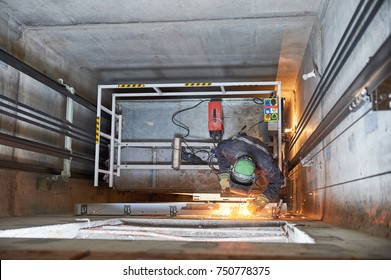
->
xmin=229 ymin=155 xmax=256 ymax=195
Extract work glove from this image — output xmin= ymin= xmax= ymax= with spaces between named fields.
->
xmin=247 ymin=193 xmax=269 ymax=215
xmin=218 ymin=173 xmax=230 ymax=192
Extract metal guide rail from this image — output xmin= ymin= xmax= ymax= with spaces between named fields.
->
xmin=94 ymin=81 xmax=282 ymax=187
xmin=74 ymin=202 xmax=287 ymax=219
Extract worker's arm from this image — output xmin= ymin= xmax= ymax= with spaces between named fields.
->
xmin=258 ymin=158 xmax=284 ymax=200
xmin=215 ymin=141 xmax=235 ymax=192
xmin=215 ymin=141 xmax=233 ymax=174
xmin=263 ymin=170 xmax=284 ymax=200
xmin=246 ymin=140 xmax=283 ymax=200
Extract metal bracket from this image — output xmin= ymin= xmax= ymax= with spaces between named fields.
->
xmin=169 ymin=206 xmax=178 ymax=217
xmin=371 ymin=89 xmax=391 ymax=111
xmin=80 ymin=204 xmax=88 ymax=215
xmin=300 ymin=154 xmax=314 ymax=167
xmin=349 ymin=88 xmax=369 ymax=112
xmin=124 ymin=205 xmax=131 ymax=215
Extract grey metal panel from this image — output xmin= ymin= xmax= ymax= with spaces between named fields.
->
xmin=157 ymin=170 xmax=219 ymax=192
xmin=114 ymin=170 xmax=153 ymax=190
xmin=114 ymin=169 xmax=219 ymax=192
xmin=121 ymin=99 xmax=209 ymax=140
xmin=221 ymin=99 xmax=266 ymax=140
xmin=120 ymin=98 xmax=266 ymax=141
xmin=120 ymin=147 xmax=156 ymax=163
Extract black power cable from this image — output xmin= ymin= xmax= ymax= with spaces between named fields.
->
xmin=171 ymin=99 xmax=208 ymax=138
xmin=252 ymin=97 xmax=264 ymax=105
xmin=181 ymin=138 xmax=211 ymax=165
xmin=248 ymin=120 xmax=264 ymax=132
xmin=172 ymin=97 xmax=265 ymax=171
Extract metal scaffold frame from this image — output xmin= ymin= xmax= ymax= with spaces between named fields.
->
xmin=94 ymin=81 xmax=282 ymax=187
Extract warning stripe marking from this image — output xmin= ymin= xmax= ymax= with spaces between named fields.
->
xmin=118 ymin=84 xmax=145 ymax=88
xmin=184 ymin=82 xmax=212 ymax=87
xmin=95 ymin=117 xmax=100 ymax=144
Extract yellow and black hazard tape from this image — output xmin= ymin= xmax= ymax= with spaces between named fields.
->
xmin=95 ymin=117 xmax=100 ymax=144
xmin=184 ymin=82 xmax=212 ymax=87
xmin=118 ymin=84 xmax=145 ymax=88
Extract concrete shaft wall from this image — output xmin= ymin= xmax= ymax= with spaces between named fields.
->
xmin=1 ymin=0 xmax=390 ymax=243
xmin=287 ymin=0 xmax=391 ymax=238
xmin=0 ymin=9 xmax=132 ymax=217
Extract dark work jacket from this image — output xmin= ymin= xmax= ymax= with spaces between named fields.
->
xmin=215 ymin=135 xmax=284 ymax=200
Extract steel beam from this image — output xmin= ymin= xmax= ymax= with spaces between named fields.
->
xmin=100 ymin=81 xmax=280 ymax=89
xmin=112 ymin=91 xmax=274 ymax=98
xmin=120 ymin=141 xmax=214 ymax=147
xmin=288 ymin=0 xmax=384 ymax=152
xmin=0 ymin=160 xmax=61 ymax=174
xmin=119 ymin=164 xmax=214 ymax=170
xmin=288 ymin=33 xmax=391 ymax=170
xmin=0 ymin=107 xmax=95 ymax=144
xmin=0 ymin=47 xmax=104 ymax=117
xmin=0 ymin=132 xmax=94 ymax=163
xmin=0 ymin=93 xmax=94 ymax=140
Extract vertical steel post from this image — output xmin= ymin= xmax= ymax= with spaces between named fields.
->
xmin=62 ymin=92 xmax=74 ymax=178
xmin=116 ymin=114 xmax=122 ymax=176
xmin=152 ymin=147 xmax=157 ymax=188
xmin=277 ymin=81 xmax=282 ymax=171
xmin=94 ymin=86 xmax=102 ymax=187
xmin=109 ymin=94 xmax=116 ymax=187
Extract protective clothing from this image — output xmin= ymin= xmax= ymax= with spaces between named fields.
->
xmin=218 ymin=173 xmax=230 ymax=192
xmin=216 ymin=134 xmax=284 ymax=200
xmin=247 ymin=193 xmax=269 ymax=215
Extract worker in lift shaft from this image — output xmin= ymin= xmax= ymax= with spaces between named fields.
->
xmin=215 ymin=134 xmax=284 ymax=215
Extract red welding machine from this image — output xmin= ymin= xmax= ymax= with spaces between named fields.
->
xmin=208 ymin=101 xmax=224 ymax=141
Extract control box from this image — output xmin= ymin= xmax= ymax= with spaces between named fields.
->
xmin=264 ymin=98 xmax=279 ymax=122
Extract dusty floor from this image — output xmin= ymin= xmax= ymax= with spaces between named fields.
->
xmin=0 ymin=215 xmax=390 ymax=259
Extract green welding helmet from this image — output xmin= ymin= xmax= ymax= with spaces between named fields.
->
xmin=230 ymin=155 xmax=256 ymax=186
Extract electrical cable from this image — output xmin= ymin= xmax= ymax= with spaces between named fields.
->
xmin=248 ymin=120 xmax=264 ymax=132
xmin=208 ymin=154 xmax=220 ymax=173
xmin=171 ymin=99 xmax=208 ymax=138
xmin=181 ymin=138 xmax=212 ymax=165
xmin=213 ymin=117 xmax=224 ymax=127
xmin=171 ymin=99 xmax=224 ymax=170
xmin=253 ymin=97 xmax=264 ymax=105
xmin=249 ymin=97 xmax=265 ymax=132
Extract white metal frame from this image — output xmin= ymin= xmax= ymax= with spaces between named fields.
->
xmin=94 ymin=81 xmax=282 ymax=187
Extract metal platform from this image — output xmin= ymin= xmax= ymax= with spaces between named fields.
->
xmin=94 ymin=81 xmax=282 ymax=191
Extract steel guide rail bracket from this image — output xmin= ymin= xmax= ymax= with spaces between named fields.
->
xmin=94 ymin=81 xmax=282 ymax=187
xmin=74 ymin=202 xmax=287 ymax=217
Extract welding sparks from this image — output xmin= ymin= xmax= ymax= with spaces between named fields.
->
xmin=213 ymin=203 xmax=254 ymax=219
xmin=210 ymin=201 xmax=284 ymax=219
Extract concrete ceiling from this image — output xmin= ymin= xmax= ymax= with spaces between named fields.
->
xmin=1 ymin=0 xmax=323 ymax=93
